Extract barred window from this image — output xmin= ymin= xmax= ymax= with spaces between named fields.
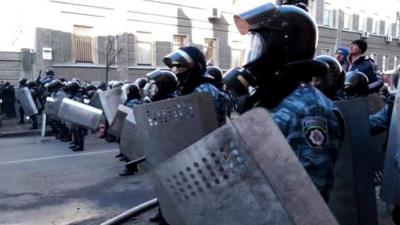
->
xmin=136 ymin=32 xmax=153 ymax=66
xmin=173 ymin=34 xmax=188 ymax=51
xmin=73 ymin=25 xmax=94 ymax=63
xmin=204 ymin=38 xmax=218 ymax=66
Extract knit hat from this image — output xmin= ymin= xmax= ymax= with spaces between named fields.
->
xmin=351 ymin=39 xmax=368 ymax=54
xmin=335 ymin=47 xmax=349 ymax=58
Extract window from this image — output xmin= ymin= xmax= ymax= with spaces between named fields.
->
xmin=343 ymin=13 xmax=352 ymax=30
xmin=136 ymin=32 xmax=153 ymax=66
xmin=382 ymin=55 xmax=387 ymax=72
xmin=172 ymin=34 xmax=188 ymax=51
xmin=231 ymin=41 xmax=244 ymax=67
xmin=204 ymin=38 xmax=218 ymax=66
xmin=73 ymin=25 xmax=94 ymax=63
xmin=373 ymin=20 xmax=380 ymax=34
xmin=394 ymin=56 xmax=399 ymax=70
xmin=320 ymin=48 xmax=332 ymax=56
xmin=322 ymin=2 xmax=335 ymax=28
xmin=370 ymin=53 xmax=376 ymax=60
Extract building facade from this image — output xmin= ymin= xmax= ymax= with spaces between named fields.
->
xmin=1 ymin=0 xmax=400 ymax=83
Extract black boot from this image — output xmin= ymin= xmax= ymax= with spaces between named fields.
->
xmin=149 ymin=207 xmax=169 ymax=225
xmin=393 ymin=205 xmax=400 ymax=225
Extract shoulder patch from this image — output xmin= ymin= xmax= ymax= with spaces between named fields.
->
xmin=302 ymin=117 xmax=328 ymax=151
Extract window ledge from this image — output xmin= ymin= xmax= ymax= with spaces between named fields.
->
xmin=52 ymin=63 xmax=117 ymax=69
xmin=128 ymin=66 xmax=169 ymax=70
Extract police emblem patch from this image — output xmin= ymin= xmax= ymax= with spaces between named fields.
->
xmin=302 ymin=117 xmax=328 ymax=150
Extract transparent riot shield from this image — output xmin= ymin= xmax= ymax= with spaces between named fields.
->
xmin=381 ymin=84 xmax=400 ymax=205
xmin=15 ymin=87 xmax=38 ymax=116
xmin=108 ymin=104 xmax=132 ymax=138
xmin=57 ymin=98 xmax=103 ymax=130
xmin=132 ymin=92 xmax=218 ymax=167
xmin=99 ymin=88 xmax=127 ymax=124
xmin=152 ymin=108 xmax=339 ymax=225
xmin=329 ymin=97 xmax=378 ymax=225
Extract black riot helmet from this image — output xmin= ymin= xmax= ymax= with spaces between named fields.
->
xmin=125 ymin=83 xmax=141 ymax=100
xmin=26 ymin=80 xmax=37 ymax=89
xmin=223 ymin=3 xmax=318 ymax=102
xmin=45 ymin=80 xmax=63 ymax=93
xmin=163 ymin=46 xmax=206 ymax=94
xmin=313 ymin=55 xmax=344 ymax=98
xmin=145 ymin=69 xmax=178 ymax=101
xmin=19 ymin=78 xmax=28 ymax=86
xmin=344 ymin=71 xmax=369 ymax=98
xmin=278 ymin=0 xmax=308 ymax=11
xmin=85 ymin=84 xmax=96 ymax=91
xmin=135 ymin=78 xmax=148 ymax=89
xmin=206 ymin=66 xmax=224 ymax=90
xmin=66 ymin=81 xmax=80 ymax=95
xmin=45 ymin=69 xmax=55 ymax=76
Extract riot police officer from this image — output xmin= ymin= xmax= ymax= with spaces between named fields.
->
xmin=144 ymin=69 xmax=178 ymax=102
xmin=164 ymin=46 xmax=230 ymax=126
xmin=125 ymin=83 xmax=143 ymax=108
xmin=26 ymin=80 xmax=39 ymax=129
xmin=223 ymin=3 xmax=344 ymax=201
xmin=46 ymin=80 xmax=66 ymax=138
xmin=66 ymin=81 xmax=85 ymax=151
xmin=18 ymin=78 xmax=28 ymax=124
xmin=313 ymin=55 xmax=345 ymax=100
xmin=343 ymin=71 xmax=370 ymax=99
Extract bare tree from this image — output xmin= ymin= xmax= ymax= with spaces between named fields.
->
xmin=103 ymin=36 xmax=122 ymax=88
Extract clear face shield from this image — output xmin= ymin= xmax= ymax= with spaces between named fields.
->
xmin=143 ymin=81 xmax=159 ymax=99
xmin=223 ymin=32 xmax=265 ymax=97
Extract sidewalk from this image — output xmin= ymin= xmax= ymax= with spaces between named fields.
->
xmin=0 ymin=116 xmax=47 ymax=138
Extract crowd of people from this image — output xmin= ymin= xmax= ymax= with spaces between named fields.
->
xmin=2 ymin=0 xmax=400 ymax=224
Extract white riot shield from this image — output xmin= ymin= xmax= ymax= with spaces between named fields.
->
xmin=329 ymin=97 xmax=378 ymax=225
xmin=15 ymin=87 xmax=38 ymax=116
xmin=152 ymin=108 xmax=339 ymax=225
xmin=57 ymin=98 xmax=103 ymax=130
xmin=99 ymin=88 xmax=127 ymax=124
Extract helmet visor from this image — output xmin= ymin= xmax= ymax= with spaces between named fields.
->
xmin=243 ymin=32 xmax=265 ymax=65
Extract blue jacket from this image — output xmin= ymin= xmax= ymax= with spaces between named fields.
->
xmin=269 ymin=84 xmax=343 ymax=195
xmin=348 ymin=56 xmax=378 ymax=83
xmin=192 ymin=83 xmax=230 ymax=126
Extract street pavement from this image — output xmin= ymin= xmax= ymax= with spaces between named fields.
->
xmin=0 ymin=135 xmax=156 ymax=225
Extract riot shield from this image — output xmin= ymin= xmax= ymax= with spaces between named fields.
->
xmin=152 ymin=108 xmax=339 ymax=225
xmin=89 ymin=92 xmax=102 ymax=110
xmin=367 ymin=93 xmax=386 ymax=185
xmin=44 ymin=97 xmax=57 ymax=116
xmin=108 ymin=104 xmax=132 ymax=137
xmin=119 ymin=111 xmax=140 ymax=161
xmin=329 ymin=97 xmax=378 ymax=225
xmin=45 ymin=95 xmax=66 ymax=117
xmin=381 ymin=84 xmax=400 ymax=205
xmin=99 ymin=88 xmax=127 ymax=124
xmin=57 ymin=98 xmax=103 ymax=130
xmin=132 ymin=92 xmax=218 ymax=167
xmin=15 ymin=87 xmax=38 ymax=116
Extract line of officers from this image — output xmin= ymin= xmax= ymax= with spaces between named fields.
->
xmin=17 ymin=2 xmax=400 ymax=224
